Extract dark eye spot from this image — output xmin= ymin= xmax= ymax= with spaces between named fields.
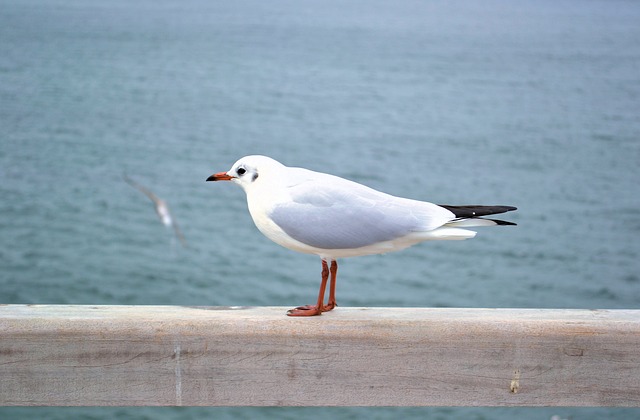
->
xmin=237 ymin=167 xmax=246 ymax=176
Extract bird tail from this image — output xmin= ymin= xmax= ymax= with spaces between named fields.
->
xmin=418 ymin=204 xmax=517 ymax=241
xmin=422 ymin=227 xmax=477 ymax=240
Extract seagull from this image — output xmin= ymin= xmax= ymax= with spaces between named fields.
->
xmin=207 ymin=155 xmax=516 ymax=316
xmin=124 ymin=174 xmax=187 ymax=247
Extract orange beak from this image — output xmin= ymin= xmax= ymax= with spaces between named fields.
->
xmin=206 ymin=172 xmax=234 ymax=182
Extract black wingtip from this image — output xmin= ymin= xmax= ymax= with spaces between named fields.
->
xmin=489 ymin=219 xmax=517 ymax=226
xmin=438 ymin=205 xmax=517 ymax=219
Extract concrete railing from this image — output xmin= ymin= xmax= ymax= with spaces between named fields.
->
xmin=1 ymin=305 xmax=639 ymax=406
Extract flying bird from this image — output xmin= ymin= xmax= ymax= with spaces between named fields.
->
xmin=207 ymin=155 xmax=516 ymax=316
xmin=124 ymin=174 xmax=186 ymax=247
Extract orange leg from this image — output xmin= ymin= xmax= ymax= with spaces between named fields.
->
xmin=287 ymin=259 xmax=337 ymax=317
xmin=323 ymin=260 xmax=338 ymax=312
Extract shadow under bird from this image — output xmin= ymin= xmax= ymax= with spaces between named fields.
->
xmin=207 ymin=155 xmax=516 ymax=316
xmin=124 ymin=174 xmax=186 ymax=247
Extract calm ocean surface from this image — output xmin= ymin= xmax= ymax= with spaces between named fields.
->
xmin=1 ymin=0 xmax=639 ymax=418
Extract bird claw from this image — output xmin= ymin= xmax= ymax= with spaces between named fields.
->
xmin=287 ymin=305 xmax=322 ymax=317
xmin=286 ymin=302 xmax=337 ymax=317
xmin=322 ymin=302 xmax=337 ymax=312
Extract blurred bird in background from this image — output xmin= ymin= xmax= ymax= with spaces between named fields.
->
xmin=124 ymin=174 xmax=186 ymax=247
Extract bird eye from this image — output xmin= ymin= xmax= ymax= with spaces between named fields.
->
xmin=237 ymin=167 xmax=246 ymax=176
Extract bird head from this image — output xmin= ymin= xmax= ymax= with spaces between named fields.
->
xmin=206 ymin=155 xmax=284 ymax=192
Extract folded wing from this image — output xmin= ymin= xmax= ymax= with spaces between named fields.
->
xmin=269 ymin=173 xmax=455 ymax=250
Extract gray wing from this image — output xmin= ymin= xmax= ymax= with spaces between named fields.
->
xmin=269 ymin=173 xmax=454 ymax=250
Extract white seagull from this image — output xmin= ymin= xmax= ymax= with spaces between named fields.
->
xmin=124 ymin=175 xmax=187 ymax=247
xmin=207 ymin=155 xmax=516 ymax=316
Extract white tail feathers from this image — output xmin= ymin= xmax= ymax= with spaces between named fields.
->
xmin=419 ymin=217 xmax=507 ymax=241
xmin=445 ymin=218 xmax=502 ymax=228
xmin=422 ymin=227 xmax=477 ymax=241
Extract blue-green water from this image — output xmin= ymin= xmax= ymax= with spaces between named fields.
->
xmin=1 ymin=0 xmax=639 ymax=418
